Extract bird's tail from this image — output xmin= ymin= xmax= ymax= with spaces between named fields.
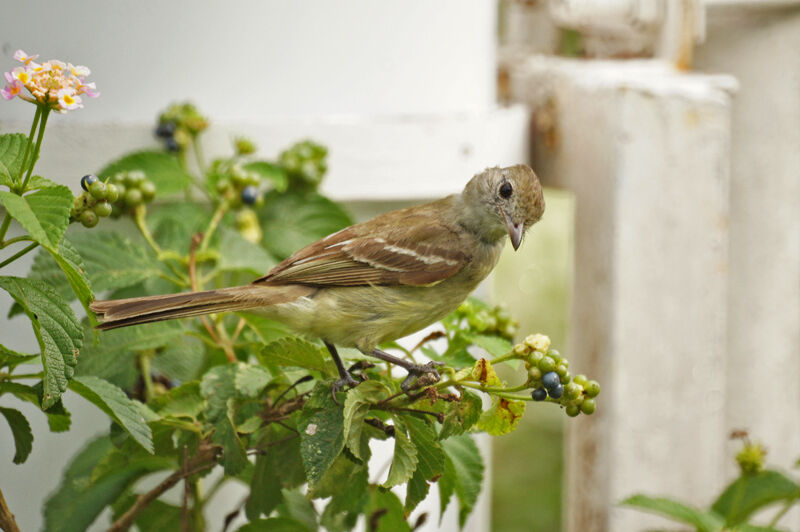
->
xmin=90 ymin=284 xmax=311 ymax=330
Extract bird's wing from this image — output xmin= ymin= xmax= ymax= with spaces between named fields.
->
xmin=253 ymin=210 xmax=469 ymax=287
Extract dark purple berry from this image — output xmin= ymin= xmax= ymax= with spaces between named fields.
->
xmin=155 ymin=121 xmax=176 ymax=138
xmin=532 ymin=388 xmax=547 ymax=402
xmin=548 ymin=383 xmax=564 ymax=399
xmin=165 ymin=136 xmax=180 ymax=152
xmin=81 ymin=174 xmax=98 ymax=191
xmin=241 ymin=185 xmax=258 ymax=205
xmin=542 ymin=371 xmax=560 ymax=390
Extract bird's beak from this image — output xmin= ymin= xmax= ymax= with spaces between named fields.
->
xmin=504 ymin=214 xmax=523 ymax=251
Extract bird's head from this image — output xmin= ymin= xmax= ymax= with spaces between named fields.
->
xmin=461 ymin=164 xmax=545 ymax=250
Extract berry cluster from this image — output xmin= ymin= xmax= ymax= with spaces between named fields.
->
xmin=453 ymin=300 xmax=518 ymax=340
xmin=71 ymin=174 xmax=119 ymax=227
xmin=278 ymin=140 xmax=328 ymax=188
xmin=215 ymin=164 xmax=262 ymax=208
xmin=517 ymin=335 xmax=600 ymax=417
xmin=154 ymin=102 xmax=208 ymax=153
xmin=107 ymin=171 xmax=157 ymax=216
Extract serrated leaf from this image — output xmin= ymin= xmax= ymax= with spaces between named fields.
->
xmin=383 ymin=421 xmax=418 ymax=488
xmin=0 ymin=342 xmax=37 ymax=369
xmin=98 ymin=150 xmax=193 ymax=196
xmin=69 ymin=231 xmax=162 ymax=293
xmin=27 ymin=238 xmax=95 ymax=319
xmin=69 ymin=375 xmax=154 ymax=453
xmin=463 ymin=332 xmax=513 ymax=357
xmin=235 ymin=364 xmax=272 ymax=398
xmin=0 ymin=133 xmax=27 ymax=187
xmin=469 ymin=358 xmax=501 ymax=387
xmin=200 ymin=364 xmax=238 ymax=422
xmin=150 ymin=381 xmax=204 ymax=419
xmin=260 ymin=337 xmax=337 ymax=377
xmin=711 ymin=470 xmax=800 ymax=527
xmin=0 ymin=381 xmax=71 ymax=432
xmin=76 ymin=320 xmax=185 ymax=389
xmin=0 ymin=406 xmax=33 ymax=463
xmin=239 ymin=312 xmax=292 ymax=344
xmin=216 ymin=225 xmax=276 ymax=275
xmin=243 ymin=161 xmax=289 ymax=192
xmin=477 ymin=398 xmax=525 ymax=436
xmin=442 ymin=434 xmax=484 ymax=528
xmin=26 ymin=175 xmax=62 ymax=190
xmin=150 ymin=334 xmax=204 ymax=382
xmin=298 ymin=384 xmax=345 ymax=486
xmin=212 ymin=406 xmax=248 ymax=475
xmin=246 ymin=451 xmax=285 ymax=520
xmin=0 ymin=277 xmax=82 ymax=408
xmin=621 ymin=495 xmax=724 ymax=532
xmin=342 ymin=381 xmax=389 ymax=461
xmin=0 ymin=185 xmax=72 ymax=250
xmin=403 ymin=415 xmax=445 ymax=512
xmin=149 ymin=202 xmax=210 ymax=254
xmin=440 ymin=390 xmax=483 ymax=440
xmin=258 ymin=189 xmax=352 ymax=260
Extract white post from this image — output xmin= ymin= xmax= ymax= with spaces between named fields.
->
xmin=509 ymin=56 xmax=736 ymax=531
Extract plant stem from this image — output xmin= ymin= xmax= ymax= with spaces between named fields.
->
xmin=0 ymin=214 xmax=12 ymax=245
xmin=134 ymin=206 xmax=190 ymax=285
xmin=767 ymin=497 xmax=796 ymax=528
xmin=5 ymin=372 xmax=43 ymax=380
xmin=16 ymin=105 xmax=42 ymax=187
xmin=0 ymin=487 xmax=21 ymax=532
xmin=20 ymin=107 xmax=50 ymax=191
xmin=139 ymin=353 xmax=155 ymax=402
xmin=191 ymin=135 xmax=206 ymax=175
xmin=0 ymin=242 xmax=39 ymax=269
xmin=0 ymin=234 xmax=34 ymax=248
xmin=199 ymin=200 xmax=228 ymax=253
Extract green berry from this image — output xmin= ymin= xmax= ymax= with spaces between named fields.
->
xmin=556 ymin=364 xmax=569 ymax=379
xmin=124 ymin=188 xmax=143 ymax=207
xmin=548 ymin=349 xmax=562 ymax=364
xmin=80 ymin=210 xmax=99 ymax=228
xmin=105 ymin=183 xmax=119 ymax=202
xmin=530 ymin=350 xmax=544 ymax=365
xmin=580 ymin=398 xmax=596 ymax=415
xmin=585 ymin=380 xmax=600 ymax=398
xmin=574 ymin=374 xmax=588 ymax=387
xmin=538 ymin=355 xmax=556 ymax=373
xmin=527 ymin=366 xmax=542 ymax=382
xmin=560 ymin=372 xmax=572 ymax=385
xmin=94 ymin=201 xmax=113 ymax=217
xmin=566 ymin=404 xmax=580 ymax=417
xmin=564 ymin=382 xmax=582 ymax=400
xmin=128 ymin=171 xmax=145 ymax=185
xmin=140 ymin=180 xmax=157 ymax=201
xmin=89 ymin=180 xmax=106 ymax=200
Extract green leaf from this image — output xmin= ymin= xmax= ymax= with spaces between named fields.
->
xmin=239 ymin=312 xmax=292 ymax=344
xmin=149 ymin=202 xmax=210 ymax=254
xmin=309 ymin=453 xmax=369 ymax=518
xmin=0 ymin=381 xmax=71 ymax=432
xmin=383 ymin=420 xmax=418 ymax=488
xmin=243 ymin=161 xmax=289 ymax=192
xmin=477 ymin=398 xmax=525 ymax=436
xmin=69 ymin=375 xmax=154 ymax=453
xmin=216 ymin=225 xmax=277 ymax=275
xmin=26 ymin=238 xmax=95 ymax=319
xmin=212 ymin=409 xmax=248 ymax=475
xmin=462 ymin=332 xmax=513 ymax=357
xmin=0 ymin=133 xmax=27 ymax=187
xmin=0 ymin=406 xmax=33 ymax=463
xmin=43 ymin=436 xmax=171 ymax=532
xmin=116 ymin=498 xmax=183 ymax=531
xmin=298 ymin=383 xmax=345 ymax=486
xmin=621 ymin=495 xmax=724 ymax=532
xmin=0 ymin=185 xmax=73 ymax=249
xmin=711 ymin=470 xmax=800 ymax=527
xmin=98 ymin=150 xmax=193 ymax=196
xmin=235 ymin=363 xmax=272 ymax=398
xmin=150 ymin=335 xmax=205 ymax=382
xmin=342 ymin=381 xmax=390 ymax=461
xmin=442 ymin=434 xmax=485 ymax=528
xmin=69 ymin=231 xmax=162 ymax=293
xmin=258 ymin=189 xmax=352 ymax=260
xmin=76 ymin=320 xmax=185 ymax=389
xmin=246 ymin=452 xmax=285 ymax=520
xmin=0 ymin=277 xmax=82 ymax=408
xmin=237 ymin=517 xmax=312 ymax=532
xmin=440 ymin=390 xmax=483 ymax=440
xmin=364 ymin=488 xmax=411 ymax=532
xmin=0 ymin=342 xmax=37 ymax=369
xmin=260 ymin=337 xmax=337 ymax=377
xmin=150 ymin=381 xmax=204 ymax=419
xmin=26 ymin=175 xmax=63 ymax=190
xmin=403 ymin=415 xmax=445 ymax=512
xmin=200 ymin=364 xmax=238 ymax=422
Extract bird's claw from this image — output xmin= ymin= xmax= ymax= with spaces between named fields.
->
xmin=331 ymin=372 xmax=362 ymax=404
xmin=400 ymin=361 xmax=444 ymax=392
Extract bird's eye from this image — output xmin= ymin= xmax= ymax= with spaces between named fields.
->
xmin=499 ymin=182 xmax=513 ymax=199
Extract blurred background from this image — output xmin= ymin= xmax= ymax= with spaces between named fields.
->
xmin=1 ymin=1 xmax=799 ymax=531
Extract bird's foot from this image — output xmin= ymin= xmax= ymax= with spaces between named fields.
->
xmin=331 ymin=371 xmax=364 ymax=404
xmin=400 ymin=360 xmax=444 ymax=392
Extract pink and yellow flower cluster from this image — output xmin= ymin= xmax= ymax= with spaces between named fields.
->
xmin=2 ymin=49 xmax=99 ymax=112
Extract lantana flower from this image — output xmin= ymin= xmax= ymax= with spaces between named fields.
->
xmin=2 ymin=49 xmax=99 ymax=112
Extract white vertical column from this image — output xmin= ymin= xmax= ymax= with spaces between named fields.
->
xmin=510 ymin=57 xmax=736 ymax=531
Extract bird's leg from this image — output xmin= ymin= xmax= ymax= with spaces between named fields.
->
xmin=368 ymin=348 xmax=444 ymax=392
xmin=325 ymin=342 xmax=361 ymax=402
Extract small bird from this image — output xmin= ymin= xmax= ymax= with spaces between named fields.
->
xmin=91 ymin=165 xmax=545 ymax=395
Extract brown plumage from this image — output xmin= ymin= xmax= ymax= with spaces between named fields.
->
xmin=90 ymin=165 xmax=545 ymax=389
